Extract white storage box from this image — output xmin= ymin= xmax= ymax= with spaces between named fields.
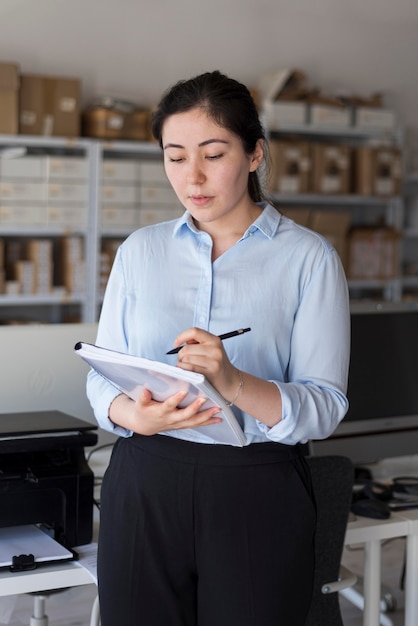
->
xmin=353 ymin=107 xmax=396 ymax=131
xmin=309 ymin=104 xmax=351 ymax=128
xmin=262 ymin=101 xmax=307 ymax=129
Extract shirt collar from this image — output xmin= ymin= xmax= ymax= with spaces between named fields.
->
xmin=172 ymin=202 xmax=280 ymax=240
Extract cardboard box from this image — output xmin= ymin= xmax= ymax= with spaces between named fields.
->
xmin=311 ymin=144 xmax=352 ymax=194
xmin=353 ymin=107 xmax=396 ymax=131
xmin=354 ymin=146 xmax=402 ymax=197
xmin=14 ymin=260 xmax=35 ymax=294
xmin=278 ymin=208 xmax=351 ymax=269
xmin=263 ymin=101 xmax=307 ymax=128
xmin=57 ymin=236 xmax=85 ymax=293
xmin=0 ymin=62 xmax=19 ymax=134
xmin=269 ymin=140 xmax=311 ymax=193
xmin=82 ymin=106 xmax=124 ymax=139
xmin=309 ymin=210 xmax=351 ymax=270
xmin=347 ymin=227 xmax=401 ymax=279
xmin=82 ymin=106 xmax=150 ymax=141
xmin=279 ymin=208 xmax=311 ymax=227
xmin=309 ymin=104 xmax=351 ymax=128
xmin=26 ymin=239 xmax=53 ymax=293
xmin=258 ymin=69 xmax=308 ymax=128
xmin=19 ymin=74 xmax=80 ymax=137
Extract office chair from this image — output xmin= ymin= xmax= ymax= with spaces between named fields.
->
xmin=304 ymin=455 xmax=357 ymax=626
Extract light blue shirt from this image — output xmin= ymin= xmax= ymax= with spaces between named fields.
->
xmin=87 ymin=202 xmax=350 ymax=445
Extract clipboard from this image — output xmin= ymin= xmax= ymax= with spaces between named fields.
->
xmin=75 ymin=341 xmax=246 ymax=447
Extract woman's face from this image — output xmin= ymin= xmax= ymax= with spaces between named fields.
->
xmin=161 ymin=108 xmax=263 ymax=228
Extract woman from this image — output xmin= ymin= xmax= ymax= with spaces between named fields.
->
xmin=87 ymin=70 xmax=350 ymax=626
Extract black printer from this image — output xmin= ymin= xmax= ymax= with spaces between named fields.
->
xmin=0 ymin=410 xmax=98 ymax=548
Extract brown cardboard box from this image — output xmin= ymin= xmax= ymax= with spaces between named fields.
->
xmin=26 ymin=239 xmax=53 ymax=293
xmin=347 ymin=227 xmax=401 ymax=279
xmin=19 ymin=74 xmax=80 ymax=137
xmin=280 ymin=208 xmax=311 ymax=227
xmin=268 ymin=140 xmax=311 ymax=193
xmin=311 ymin=143 xmax=352 ymax=194
xmin=82 ymin=106 xmax=125 ymax=139
xmin=56 ymin=236 xmax=85 ymax=293
xmin=82 ymin=106 xmax=150 ymax=141
xmin=354 ymin=146 xmax=402 ymax=197
xmin=124 ymin=109 xmax=151 ymax=141
xmin=0 ymin=62 xmax=19 ymax=134
xmin=310 ymin=210 xmax=351 ymax=270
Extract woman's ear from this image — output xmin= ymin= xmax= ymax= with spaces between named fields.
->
xmin=249 ymin=139 xmax=264 ymax=172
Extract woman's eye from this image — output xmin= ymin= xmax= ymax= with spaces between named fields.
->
xmin=207 ymin=153 xmax=223 ymax=160
xmin=168 ymin=157 xmax=184 ymax=163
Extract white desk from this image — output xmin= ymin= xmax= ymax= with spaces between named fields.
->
xmin=0 ymin=547 xmax=98 ymax=626
xmin=0 ymin=559 xmax=95 ymax=597
xmin=345 ymin=512 xmax=409 ymax=626
xmin=395 ymin=508 xmax=418 ymax=626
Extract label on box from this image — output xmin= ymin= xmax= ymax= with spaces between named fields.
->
xmin=107 ymin=115 xmax=124 ymax=130
xmin=20 ymin=110 xmax=36 ymax=126
xmin=60 ymin=97 xmax=76 ymax=113
xmin=375 ymin=178 xmax=395 ymax=196
xmin=310 ymin=105 xmax=351 ymax=128
xmin=321 ymin=176 xmax=341 ymax=194
xmin=278 ymin=177 xmax=301 ymax=193
xmin=355 ymin=107 xmax=396 ymax=130
xmin=42 ymin=115 xmax=54 ymax=136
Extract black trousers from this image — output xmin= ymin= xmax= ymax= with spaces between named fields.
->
xmin=98 ymin=434 xmax=316 ymax=626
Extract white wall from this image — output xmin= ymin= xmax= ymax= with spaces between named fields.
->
xmin=0 ymin=323 xmax=116 ymax=445
xmin=1 ymin=0 xmax=418 ymax=128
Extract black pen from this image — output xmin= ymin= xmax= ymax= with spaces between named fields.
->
xmin=166 ymin=327 xmax=251 ymax=355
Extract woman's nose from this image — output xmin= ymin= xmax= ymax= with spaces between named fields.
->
xmin=187 ymin=161 xmax=205 ymax=184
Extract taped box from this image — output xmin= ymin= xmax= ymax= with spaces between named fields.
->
xmin=258 ymin=69 xmax=308 ymax=128
xmin=19 ymin=74 xmax=81 ymax=137
xmin=310 ymin=143 xmax=352 ymax=194
xmin=353 ymin=107 xmax=396 ymax=131
xmin=0 ymin=62 xmax=19 ymax=134
xmin=268 ymin=140 xmax=311 ymax=193
xmin=279 ymin=208 xmax=351 ymax=270
xmin=354 ymin=146 xmax=402 ymax=197
xmin=347 ymin=226 xmax=401 ymax=279
xmin=82 ymin=104 xmax=150 ymax=141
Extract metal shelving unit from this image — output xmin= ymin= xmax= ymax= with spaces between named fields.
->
xmin=1 ymin=129 xmax=415 ymax=323
xmin=267 ymin=123 xmax=407 ymax=302
xmin=0 ymin=136 xmax=163 ymax=324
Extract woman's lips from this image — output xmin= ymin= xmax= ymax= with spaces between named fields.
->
xmin=190 ymin=195 xmax=213 ymax=207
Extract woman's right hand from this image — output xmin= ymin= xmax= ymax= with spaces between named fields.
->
xmin=109 ymin=389 xmax=222 ymax=436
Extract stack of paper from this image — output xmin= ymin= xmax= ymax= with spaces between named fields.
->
xmin=75 ymin=342 xmax=246 ymax=447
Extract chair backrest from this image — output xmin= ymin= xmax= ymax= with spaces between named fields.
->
xmin=304 ymin=455 xmax=354 ymax=626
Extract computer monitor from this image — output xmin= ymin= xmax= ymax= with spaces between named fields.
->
xmin=309 ymin=302 xmax=418 ymax=465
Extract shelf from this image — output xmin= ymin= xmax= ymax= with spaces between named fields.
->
xmin=273 ymin=193 xmax=395 ymax=206
xmin=0 ymin=226 xmax=87 ymax=236
xmin=402 ymin=276 xmax=418 ymax=288
xmin=348 ymin=278 xmax=400 ymax=289
xmin=100 ymin=139 xmax=160 ymax=156
xmin=0 ymin=293 xmax=85 ymax=307
xmin=267 ymin=124 xmax=399 ymax=142
xmin=404 ymin=228 xmax=418 ymax=238
xmin=0 ymin=133 xmax=413 ymax=319
xmin=350 ymin=300 xmax=418 ymax=314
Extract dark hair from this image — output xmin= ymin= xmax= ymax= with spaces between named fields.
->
xmin=151 ymin=70 xmax=267 ymax=202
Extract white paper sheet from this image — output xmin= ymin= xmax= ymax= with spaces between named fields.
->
xmin=0 ymin=525 xmax=73 ymax=568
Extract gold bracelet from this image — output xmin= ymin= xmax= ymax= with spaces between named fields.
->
xmin=225 ymin=370 xmax=244 ymax=406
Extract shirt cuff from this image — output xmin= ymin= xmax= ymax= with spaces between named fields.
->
xmin=255 ymin=381 xmax=299 ymax=442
